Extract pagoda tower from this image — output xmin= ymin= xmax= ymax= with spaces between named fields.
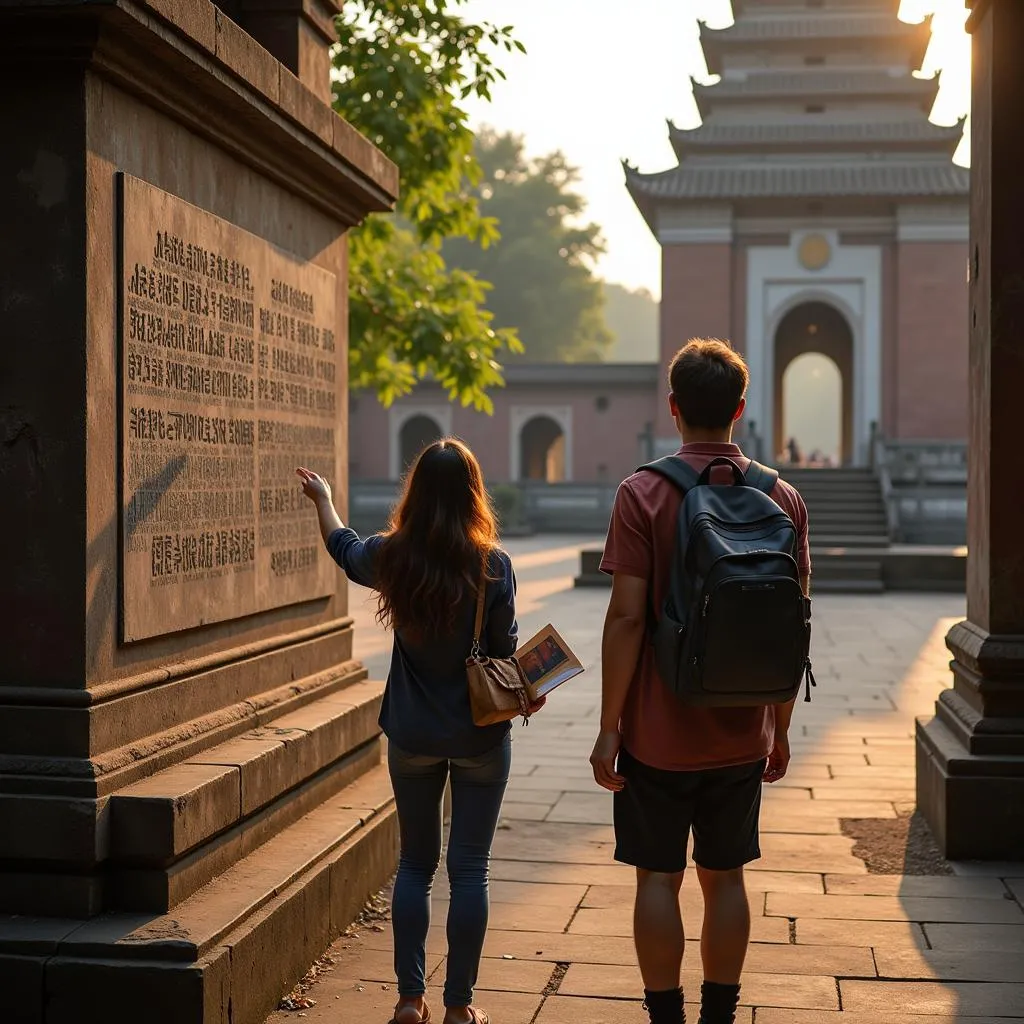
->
xmin=627 ymin=0 xmax=968 ymax=465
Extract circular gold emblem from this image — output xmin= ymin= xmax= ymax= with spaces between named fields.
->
xmin=799 ymin=234 xmax=832 ymax=271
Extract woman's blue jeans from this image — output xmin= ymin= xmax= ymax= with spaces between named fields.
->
xmin=388 ymin=734 xmax=511 ymax=1008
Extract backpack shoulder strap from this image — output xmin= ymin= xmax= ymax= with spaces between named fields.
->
xmin=744 ymin=460 xmax=780 ymax=496
xmin=636 ymin=455 xmax=701 ymax=494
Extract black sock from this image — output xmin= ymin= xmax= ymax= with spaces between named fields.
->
xmin=643 ymin=987 xmax=685 ymax=1024
xmin=699 ymin=981 xmax=740 ymax=1024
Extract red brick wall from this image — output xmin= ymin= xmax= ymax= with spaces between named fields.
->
xmin=659 ymin=243 xmax=734 ymax=436
xmin=895 ymin=242 xmax=969 ymax=438
xmin=348 ymin=382 xmax=657 ymax=485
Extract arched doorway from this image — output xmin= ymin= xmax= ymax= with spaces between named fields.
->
xmin=783 ymin=353 xmax=842 ymax=466
xmin=519 ymin=416 xmax=566 ymax=482
xmin=773 ymin=301 xmax=853 ymax=466
xmin=398 ymin=414 xmax=444 ymax=472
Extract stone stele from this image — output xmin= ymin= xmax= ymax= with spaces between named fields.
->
xmin=0 ymin=1 xmax=399 ymax=1022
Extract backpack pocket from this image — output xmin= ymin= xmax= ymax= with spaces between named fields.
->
xmin=690 ymin=573 xmax=807 ymax=704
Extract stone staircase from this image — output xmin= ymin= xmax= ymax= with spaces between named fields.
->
xmin=1 ymin=666 xmax=398 ymax=1024
xmin=777 ymin=467 xmax=890 ymax=593
xmin=575 ymin=467 xmax=894 ymax=595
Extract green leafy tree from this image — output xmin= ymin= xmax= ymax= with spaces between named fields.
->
xmin=604 ymin=283 xmax=658 ymax=362
xmin=443 ymin=128 xmax=613 ymax=363
xmin=332 ymin=1 xmax=524 ymax=411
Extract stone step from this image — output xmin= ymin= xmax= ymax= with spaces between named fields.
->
xmin=7 ymin=763 xmax=398 ymax=1024
xmin=808 ymin=556 xmax=886 ymax=593
xmin=810 ymin=523 xmax=890 ymax=536
xmin=807 ymin=517 xmax=888 ymax=526
xmin=810 ymin=534 xmax=891 ymax=548
xmin=108 ymin=679 xmax=385 ymax=911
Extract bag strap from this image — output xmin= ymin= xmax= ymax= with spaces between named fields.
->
xmin=636 ymin=455 xmax=701 ymax=493
xmin=744 ymin=460 xmax=780 ymax=496
xmin=471 ymin=567 xmax=487 ymax=658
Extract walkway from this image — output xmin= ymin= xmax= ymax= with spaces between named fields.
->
xmin=268 ymin=537 xmax=1024 ymax=1023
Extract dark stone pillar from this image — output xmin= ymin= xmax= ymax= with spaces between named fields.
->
xmin=231 ymin=0 xmax=343 ymax=104
xmin=916 ymin=0 xmax=1024 ymax=860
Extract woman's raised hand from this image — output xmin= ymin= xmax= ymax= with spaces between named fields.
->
xmin=296 ymin=467 xmax=332 ymax=504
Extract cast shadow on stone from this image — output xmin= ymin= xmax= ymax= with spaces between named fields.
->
xmin=86 ymin=453 xmax=320 ymax=677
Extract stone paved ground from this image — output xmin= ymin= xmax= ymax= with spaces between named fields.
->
xmin=267 ymin=537 xmax=1024 ymax=1024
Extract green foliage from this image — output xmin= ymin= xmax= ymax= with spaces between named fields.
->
xmin=443 ymin=129 xmax=614 ymax=363
xmin=489 ymin=483 xmax=526 ymax=530
xmin=332 ymin=1 xmax=525 ymax=411
xmin=604 ymin=283 xmax=659 ymax=362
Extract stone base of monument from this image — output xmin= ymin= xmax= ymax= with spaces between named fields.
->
xmin=0 ymin=675 xmax=398 ymax=1024
xmin=0 ymin=0 xmax=402 ymax=1020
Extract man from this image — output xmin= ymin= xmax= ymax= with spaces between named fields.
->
xmin=590 ymin=338 xmax=811 ymax=1024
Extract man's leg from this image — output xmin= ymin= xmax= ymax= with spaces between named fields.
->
xmin=695 ymin=865 xmax=750 ymax=982
xmin=635 ymin=867 xmax=686 ymax=986
xmin=691 ymin=759 xmax=766 ymax=1024
xmin=614 ymin=748 xmax=695 ymax=1024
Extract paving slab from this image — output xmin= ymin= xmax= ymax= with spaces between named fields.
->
xmin=756 ymin=1013 xmax=1022 ymax=1024
xmin=489 ymin=859 xmax=634 ymax=886
xmin=499 ymin=802 xmax=556 ymax=822
xmin=485 ymin=881 xmax=588 ymax=907
xmin=840 ymin=980 xmax=1024 ymax=1017
xmin=795 ymin=919 xmax=928 ymax=948
xmin=767 ymin=893 xmax=1024 ymax=924
xmin=431 ymin=956 xmax=554 ymax=994
xmin=430 ymin=900 xmax=574 ymax=933
xmin=568 ymin=906 xmax=790 ymax=943
xmin=534 ymin=996 xmax=753 ymax=1024
xmin=267 ymin=985 xmax=540 ymax=1024
xmin=924 ymin=923 xmax=1024 ymax=951
xmin=559 ymin=963 xmax=839 ymax=1009
xmin=873 ymin=947 xmax=1024 ymax=983
xmin=263 ymin=553 xmax=1024 ymax=1024
xmin=823 ymin=875 xmax=1011 ymax=899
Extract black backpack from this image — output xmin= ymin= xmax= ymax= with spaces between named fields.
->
xmin=640 ymin=455 xmax=815 ymax=707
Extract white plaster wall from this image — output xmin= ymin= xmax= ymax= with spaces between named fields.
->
xmin=745 ymin=230 xmax=882 ymax=464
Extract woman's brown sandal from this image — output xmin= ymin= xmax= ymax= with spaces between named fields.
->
xmin=390 ymin=1001 xmax=431 ymax=1024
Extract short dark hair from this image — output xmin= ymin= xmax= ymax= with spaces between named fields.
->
xmin=668 ymin=338 xmax=749 ymax=430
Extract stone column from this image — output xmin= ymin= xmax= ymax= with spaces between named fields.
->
xmin=916 ymin=0 xmax=1024 ymax=859
xmin=0 ymin=1 xmax=398 ymax=1020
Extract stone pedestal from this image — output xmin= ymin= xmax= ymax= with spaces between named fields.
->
xmin=231 ymin=0 xmax=342 ymax=104
xmin=0 ymin=1 xmax=398 ymax=1020
xmin=916 ymin=0 xmax=1024 ymax=860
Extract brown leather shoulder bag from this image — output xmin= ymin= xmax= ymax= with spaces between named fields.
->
xmin=466 ymin=568 xmax=535 ymax=727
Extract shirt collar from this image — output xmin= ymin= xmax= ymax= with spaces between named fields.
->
xmin=678 ymin=441 xmax=743 ymax=455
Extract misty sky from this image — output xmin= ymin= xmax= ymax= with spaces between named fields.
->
xmin=460 ymin=0 xmax=971 ymax=297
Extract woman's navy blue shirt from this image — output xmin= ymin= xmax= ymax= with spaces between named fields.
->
xmin=327 ymin=528 xmax=518 ymax=758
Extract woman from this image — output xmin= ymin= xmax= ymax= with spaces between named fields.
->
xmin=297 ymin=439 xmax=532 ymax=1024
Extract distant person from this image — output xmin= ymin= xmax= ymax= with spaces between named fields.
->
xmin=590 ymin=339 xmax=811 ymax=1024
xmin=786 ymin=436 xmax=802 ymax=466
xmin=298 ymin=439 xmax=541 ymax=1024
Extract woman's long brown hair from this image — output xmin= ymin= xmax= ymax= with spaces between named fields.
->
xmin=374 ymin=437 xmax=499 ymax=638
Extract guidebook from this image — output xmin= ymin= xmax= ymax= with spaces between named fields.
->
xmin=514 ymin=624 xmax=584 ymax=698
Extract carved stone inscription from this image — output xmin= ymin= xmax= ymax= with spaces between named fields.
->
xmin=120 ymin=174 xmax=337 ymax=641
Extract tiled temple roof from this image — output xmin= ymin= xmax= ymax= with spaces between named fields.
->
xmin=692 ymin=70 xmax=939 ymax=117
xmin=668 ymin=118 xmax=965 ymax=160
xmin=625 ymin=160 xmax=969 ymax=202
xmin=700 ymin=11 xmax=931 ymax=73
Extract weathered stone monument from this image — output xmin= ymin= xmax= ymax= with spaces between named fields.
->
xmin=0 ymin=1 xmax=398 ymax=1020
xmin=916 ymin=0 xmax=1024 ymax=860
